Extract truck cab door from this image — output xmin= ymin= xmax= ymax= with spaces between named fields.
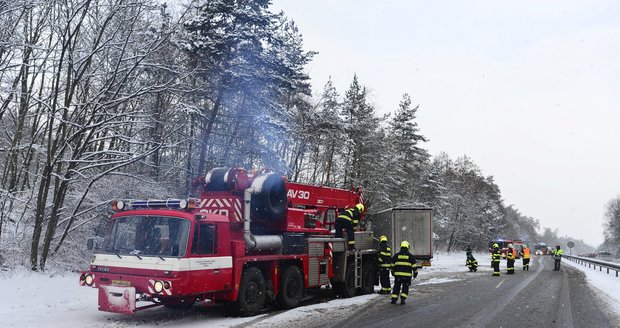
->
xmin=189 ymin=223 xmax=232 ymax=293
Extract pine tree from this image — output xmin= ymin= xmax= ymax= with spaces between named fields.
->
xmin=386 ymin=93 xmax=429 ymax=204
xmin=340 ymin=75 xmax=381 ymax=187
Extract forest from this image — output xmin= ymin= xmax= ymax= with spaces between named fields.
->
xmin=0 ymin=0 xmax=613 ymax=272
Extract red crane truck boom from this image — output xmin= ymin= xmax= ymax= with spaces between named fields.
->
xmin=80 ymin=167 xmax=378 ymax=316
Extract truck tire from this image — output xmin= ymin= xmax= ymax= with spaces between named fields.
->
xmin=205 ymin=167 xmax=230 ymax=191
xmin=251 ymin=173 xmax=287 ymax=220
xmin=236 ymin=267 xmax=266 ymax=316
xmin=276 ymin=265 xmax=304 ymax=309
xmin=359 ymin=262 xmax=376 ymax=295
xmin=333 ymin=263 xmax=356 ymax=298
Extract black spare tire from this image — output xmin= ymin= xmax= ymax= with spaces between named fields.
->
xmin=205 ymin=167 xmax=230 ymax=191
xmin=251 ymin=173 xmax=287 ymax=220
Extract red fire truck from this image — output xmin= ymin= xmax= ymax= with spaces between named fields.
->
xmin=80 ymin=167 xmax=378 ymax=315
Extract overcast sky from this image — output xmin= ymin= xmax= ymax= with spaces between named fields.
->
xmin=271 ymin=0 xmax=620 ymax=247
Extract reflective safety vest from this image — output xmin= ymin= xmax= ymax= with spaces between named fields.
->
xmin=391 ymin=250 xmax=417 ymax=277
xmin=522 ymin=248 xmax=531 ymax=259
xmin=507 ymin=248 xmax=516 ymax=260
xmin=337 ymin=208 xmax=359 ymax=226
xmin=554 ymin=248 xmax=564 ymax=259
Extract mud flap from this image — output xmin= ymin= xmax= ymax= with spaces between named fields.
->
xmin=98 ymin=285 xmax=136 ymax=315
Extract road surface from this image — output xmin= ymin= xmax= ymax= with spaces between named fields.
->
xmin=244 ymin=255 xmax=617 ymax=328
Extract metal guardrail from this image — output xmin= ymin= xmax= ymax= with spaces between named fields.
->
xmin=564 ymin=255 xmax=620 ymax=277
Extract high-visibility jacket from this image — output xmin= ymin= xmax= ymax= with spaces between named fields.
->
xmin=391 ymin=249 xmax=417 ymax=278
xmin=337 ymin=208 xmax=360 ymax=226
xmin=378 ymin=243 xmax=392 ymax=268
xmin=554 ymin=248 xmax=564 ymax=259
xmin=492 ymin=249 xmax=501 ymax=262
xmin=507 ymin=248 xmax=516 ymax=260
xmin=522 ymin=247 xmax=531 ymax=259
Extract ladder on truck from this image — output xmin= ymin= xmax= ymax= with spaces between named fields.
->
xmin=354 ymin=250 xmax=362 ymax=287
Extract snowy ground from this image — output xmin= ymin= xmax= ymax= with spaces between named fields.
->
xmin=1 ymin=253 xmax=618 ymax=327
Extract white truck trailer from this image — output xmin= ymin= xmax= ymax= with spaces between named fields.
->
xmin=369 ymin=207 xmax=433 ymax=266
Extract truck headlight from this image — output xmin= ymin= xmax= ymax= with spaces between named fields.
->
xmin=154 ymin=280 xmax=164 ymax=293
xmin=84 ymin=273 xmax=95 ymax=286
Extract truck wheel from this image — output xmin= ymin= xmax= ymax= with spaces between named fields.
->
xmin=236 ymin=267 xmax=266 ymax=316
xmin=333 ymin=263 xmax=356 ymax=298
xmin=251 ymin=173 xmax=287 ymax=220
xmin=359 ymin=262 xmax=375 ymax=295
xmin=276 ymin=265 xmax=304 ymax=309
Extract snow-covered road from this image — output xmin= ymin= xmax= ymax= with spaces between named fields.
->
xmin=1 ymin=253 xmax=618 ymax=327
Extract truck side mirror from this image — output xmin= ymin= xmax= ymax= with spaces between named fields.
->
xmin=87 ymin=238 xmax=94 ymax=250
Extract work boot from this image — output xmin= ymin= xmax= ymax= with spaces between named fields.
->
xmin=391 ymin=299 xmax=397 ymax=304
xmin=400 ymin=299 xmax=406 ymax=305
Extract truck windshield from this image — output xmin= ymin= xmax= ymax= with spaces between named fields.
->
xmin=102 ymin=216 xmax=190 ymax=257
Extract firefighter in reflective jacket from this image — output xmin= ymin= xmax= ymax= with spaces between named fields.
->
xmin=391 ymin=240 xmax=417 ymax=305
xmin=520 ymin=245 xmax=531 ymax=271
xmin=553 ymin=245 xmax=564 ymax=271
xmin=506 ymin=243 xmax=516 ymax=274
xmin=465 ymin=246 xmax=478 ymax=272
xmin=335 ymin=203 xmax=364 ymax=251
xmin=466 ymin=254 xmax=478 ymax=272
xmin=377 ymin=235 xmax=392 ymax=294
xmin=491 ymin=243 xmax=501 ymax=276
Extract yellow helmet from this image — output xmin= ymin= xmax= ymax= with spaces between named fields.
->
xmin=379 ymin=235 xmax=388 ymax=242
xmin=493 ymin=243 xmax=499 ymax=248
xmin=355 ymin=203 xmax=365 ymax=213
xmin=400 ymin=241 xmax=410 ymax=250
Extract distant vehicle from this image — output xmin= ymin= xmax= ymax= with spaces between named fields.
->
xmin=597 ymin=251 xmax=613 ymax=259
xmin=535 ymin=249 xmax=543 ymax=256
xmin=534 ymin=242 xmax=549 ymax=255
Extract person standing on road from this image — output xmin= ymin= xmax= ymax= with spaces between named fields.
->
xmin=377 ymin=235 xmax=392 ymax=294
xmin=335 ymin=204 xmax=364 ymax=251
xmin=491 ymin=243 xmax=501 ymax=276
xmin=553 ymin=245 xmax=564 ymax=271
xmin=520 ymin=245 xmax=531 ymax=271
xmin=391 ymin=240 xmax=417 ymax=305
xmin=506 ymin=243 xmax=516 ymax=274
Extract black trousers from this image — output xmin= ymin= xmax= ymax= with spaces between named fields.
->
xmin=335 ymin=218 xmax=355 ymax=249
xmin=492 ymin=261 xmax=500 ymax=275
xmin=554 ymin=259 xmax=561 ymax=270
xmin=379 ymin=268 xmax=391 ymax=291
xmin=391 ymin=276 xmax=412 ymax=300
xmin=523 ymin=258 xmax=530 ymax=270
xmin=507 ymin=259 xmax=515 ymax=274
